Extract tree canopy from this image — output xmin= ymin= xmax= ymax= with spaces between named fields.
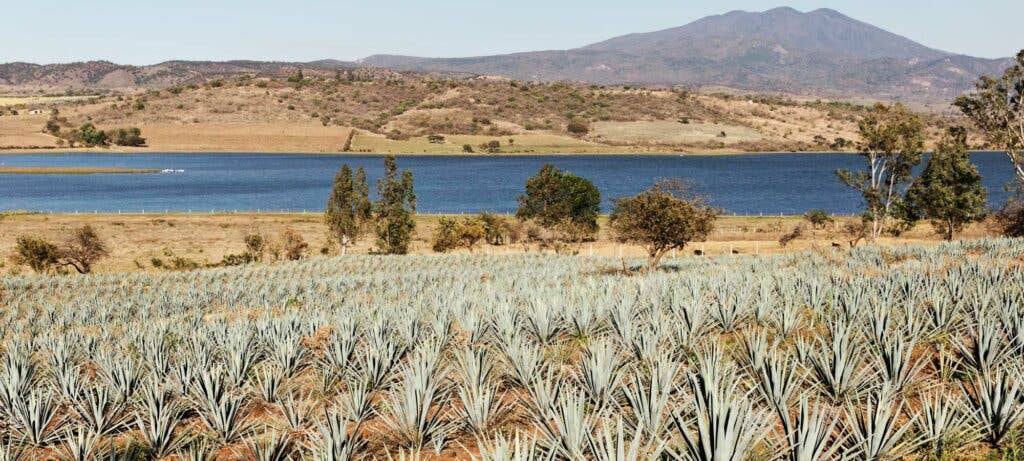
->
xmin=375 ymin=155 xmax=416 ymax=254
xmin=610 ymin=179 xmax=717 ymax=270
xmin=905 ymin=127 xmax=988 ymax=240
xmin=516 ymin=164 xmax=600 ymax=242
xmin=955 ymin=49 xmax=1024 ymax=187
xmin=835 ymin=103 xmax=924 ymax=240
xmin=326 ymin=164 xmax=372 ymax=254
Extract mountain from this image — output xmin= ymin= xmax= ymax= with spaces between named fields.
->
xmin=360 ymin=7 xmax=1011 ymax=102
xmin=0 ymin=60 xmax=362 ymax=92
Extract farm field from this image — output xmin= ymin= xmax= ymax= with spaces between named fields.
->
xmin=1 ymin=239 xmax=1023 ymax=459
xmin=0 ymin=212 xmax=997 ymax=274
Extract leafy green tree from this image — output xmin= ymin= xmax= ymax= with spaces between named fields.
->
xmin=431 ymin=217 xmax=486 ymax=253
xmin=516 ymin=164 xmax=600 ymax=242
xmin=835 ymin=103 xmax=924 ymax=240
xmin=69 ymin=123 xmax=109 ymax=147
xmin=375 ymin=155 xmax=416 ymax=254
xmin=610 ymin=179 xmax=717 ymax=270
xmin=955 ymin=49 xmax=1024 ymax=187
xmin=326 ymin=164 xmax=372 ymax=254
xmin=110 ymin=127 xmax=146 ymax=147
xmin=905 ymin=127 xmax=988 ymax=240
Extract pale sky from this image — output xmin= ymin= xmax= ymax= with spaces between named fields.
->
xmin=3 ymin=0 xmax=1021 ymax=65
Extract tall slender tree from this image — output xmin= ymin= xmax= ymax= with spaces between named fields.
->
xmin=835 ymin=103 xmax=924 ymax=240
xmin=326 ymin=164 xmax=372 ymax=254
xmin=955 ymin=49 xmax=1024 ymax=187
xmin=374 ymin=155 xmax=416 ymax=254
xmin=905 ymin=127 xmax=988 ymax=240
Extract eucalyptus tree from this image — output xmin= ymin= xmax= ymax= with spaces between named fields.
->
xmin=835 ymin=103 xmax=925 ymax=240
xmin=374 ymin=155 xmax=416 ymax=254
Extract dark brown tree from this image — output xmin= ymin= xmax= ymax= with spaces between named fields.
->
xmin=60 ymin=225 xmax=110 ymax=273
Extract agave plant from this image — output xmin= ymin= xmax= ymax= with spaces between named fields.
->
xmin=961 ymin=370 xmax=1024 ymax=448
xmin=137 ymin=382 xmax=190 ymax=458
xmin=917 ymin=390 xmax=975 ymax=458
xmin=308 ymin=408 xmax=365 ymax=461
xmin=670 ymin=368 xmax=770 ymax=461
xmin=378 ymin=349 xmax=451 ymax=450
xmin=843 ymin=387 xmax=923 ymax=460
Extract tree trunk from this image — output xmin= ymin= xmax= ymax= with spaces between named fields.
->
xmin=946 ymin=219 xmax=955 ymax=241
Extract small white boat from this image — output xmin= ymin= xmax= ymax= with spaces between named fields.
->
xmin=160 ymin=169 xmax=185 ymax=174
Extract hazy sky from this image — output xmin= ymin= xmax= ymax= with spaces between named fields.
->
xmin=4 ymin=0 xmax=1021 ymax=64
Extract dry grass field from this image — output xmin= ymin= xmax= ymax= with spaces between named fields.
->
xmin=0 ymin=95 xmax=99 ymax=106
xmin=0 ymin=212 xmax=997 ymax=275
xmin=0 ymin=74 xmax=952 ymax=155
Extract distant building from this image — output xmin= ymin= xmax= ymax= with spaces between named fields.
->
xmin=26 ymin=109 xmax=44 ymax=115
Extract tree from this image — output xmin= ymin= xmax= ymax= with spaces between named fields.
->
xmin=835 ymin=103 xmax=924 ymax=240
xmin=431 ymin=217 xmax=486 ymax=253
xmin=375 ymin=155 xmax=416 ymax=254
xmin=110 ymin=127 xmax=146 ymax=147
xmin=516 ymin=164 xmax=601 ymax=242
xmin=804 ymin=209 xmax=833 ymax=229
xmin=955 ymin=49 xmax=1024 ymax=187
xmin=279 ymin=228 xmax=309 ymax=261
xmin=609 ymin=179 xmax=717 ymax=270
xmin=904 ymin=127 xmax=988 ymax=240
xmin=60 ymin=225 xmax=110 ymax=273
xmin=326 ymin=164 xmax=372 ymax=254
xmin=68 ymin=123 xmax=109 ymax=147
xmin=11 ymin=236 xmax=61 ymax=273
xmin=479 ymin=212 xmax=520 ymax=245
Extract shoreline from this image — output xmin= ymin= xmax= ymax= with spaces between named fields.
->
xmin=0 ymin=148 xmax=858 ymax=156
xmin=0 ymin=166 xmax=160 ymax=174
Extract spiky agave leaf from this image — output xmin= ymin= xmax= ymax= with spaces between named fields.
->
xmin=473 ymin=432 xmax=551 ymax=461
xmin=308 ymin=408 xmax=365 ymax=461
xmin=670 ymin=369 xmax=770 ymax=461
xmin=587 ymin=417 xmax=664 ymax=461
xmin=137 ymin=382 xmax=191 ymax=458
xmin=843 ymin=387 xmax=923 ymax=460
xmin=917 ymin=390 xmax=976 ymax=458
xmin=960 ymin=370 xmax=1024 ymax=448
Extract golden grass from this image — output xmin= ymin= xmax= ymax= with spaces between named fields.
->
xmin=591 ymin=120 xmax=764 ymax=145
xmin=0 ymin=166 xmax=159 ymax=174
xmin=136 ymin=122 xmax=355 ymax=153
xmin=351 ymin=132 xmax=622 ymax=154
xmin=0 ymin=212 xmax=997 ymax=275
xmin=0 ymin=95 xmax=99 ymax=106
xmin=0 ymin=114 xmax=60 ymax=148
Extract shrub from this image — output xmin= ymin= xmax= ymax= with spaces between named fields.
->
xmin=11 ymin=236 xmax=61 ymax=273
xmin=610 ymin=179 xmax=717 ymax=270
xmin=993 ymin=199 xmax=1024 ymax=237
xmin=432 ymin=217 xmax=487 ymax=253
xmin=110 ymin=127 xmax=146 ymax=146
xmin=778 ymin=224 xmax=805 ymax=248
xmin=566 ymin=119 xmax=590 ymax=136
xmin=804 ymin=209 xmax=833 ymax=229
xmin=462 ymin=144 xmax=474 ymax=153
xmin=60 ymin=225 xmax=110 ymax=273
xmin=280 ymin=229 xmax=309 ymax=261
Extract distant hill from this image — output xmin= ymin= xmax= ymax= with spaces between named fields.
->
xmin=360 ymin=7 xmax=1012 ymax=102
xmin=0 ymin=8 xmax=1011 ymax=103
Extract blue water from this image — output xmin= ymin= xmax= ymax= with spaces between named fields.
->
xmin=0 ymin=153 xmax=1016 ymax=214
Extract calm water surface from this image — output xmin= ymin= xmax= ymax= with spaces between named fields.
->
xmin=0 ymin=153 xmax=1016 ymax=214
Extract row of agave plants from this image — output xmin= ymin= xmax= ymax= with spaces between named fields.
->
xmin=0 ymin=239 xmax=1023 ymax=459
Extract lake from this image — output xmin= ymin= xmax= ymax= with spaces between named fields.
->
xmin=0 ymin=152 xmax=1016 ymax=215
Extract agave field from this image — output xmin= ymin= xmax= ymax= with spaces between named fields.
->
xmin=2 ymin=239 xmax=1024 ymax=459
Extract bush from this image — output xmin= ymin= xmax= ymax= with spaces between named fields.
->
xmin=11 ymin=236 xmax=61 ymax=273
xmin=804 ymin=209 xmax=833 ymax=229
xmin=479 ymin=213 xmax=520 ymax=245
xmin=462 ymin=144 xmax=474 ymax=153
xmin=280 ymin=229 xmax=309 ymax=261
xmin=993 ymin=199 xmax=1024 ymax=237
xmin=432 ymin=217 xmax=487 ymax=253
xmin=427 ymin=134 xmax=446 ymax=144
xmin=778 ymin=224 xmax=805 ymax=247
xmin=60 ymin=225 xmax=110 ymax=273
xmin=110 ymin=127 xmax=146 ymax=146
xmin=68 ymin=123 xmax=109 ymax=147
xmin=566 ymin=119 xmax=590 ymax=136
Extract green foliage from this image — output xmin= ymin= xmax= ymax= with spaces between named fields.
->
xmin=110 ymin=127 xmax=146 ymax=147
xmin=462 ymin=144 xmax=474 ymax=153
xmin=955 ymin=49 xmax=1024 ymax=187
xmin=375 ymin=155 xmax=416 ymax=254
xmin=835 ymin=103 xmax=924 ymax=240
xmin=478 ymin=212 xmax=520 ymax=245
xmin=516 ymin=164 xmax=600 ymax=242
xmin=905 ymin=127 xmax=988 ymax=240
xmin=326 ymin=164 xmax=372 ymax=253
xmin=609 ymin=179 xmax=717 ymax=269
xmin=69 ymin=123 xmax=109 ymax=147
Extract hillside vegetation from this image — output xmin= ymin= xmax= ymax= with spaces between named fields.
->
xmin=0 ymin=71 xmax=962 ymax=154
